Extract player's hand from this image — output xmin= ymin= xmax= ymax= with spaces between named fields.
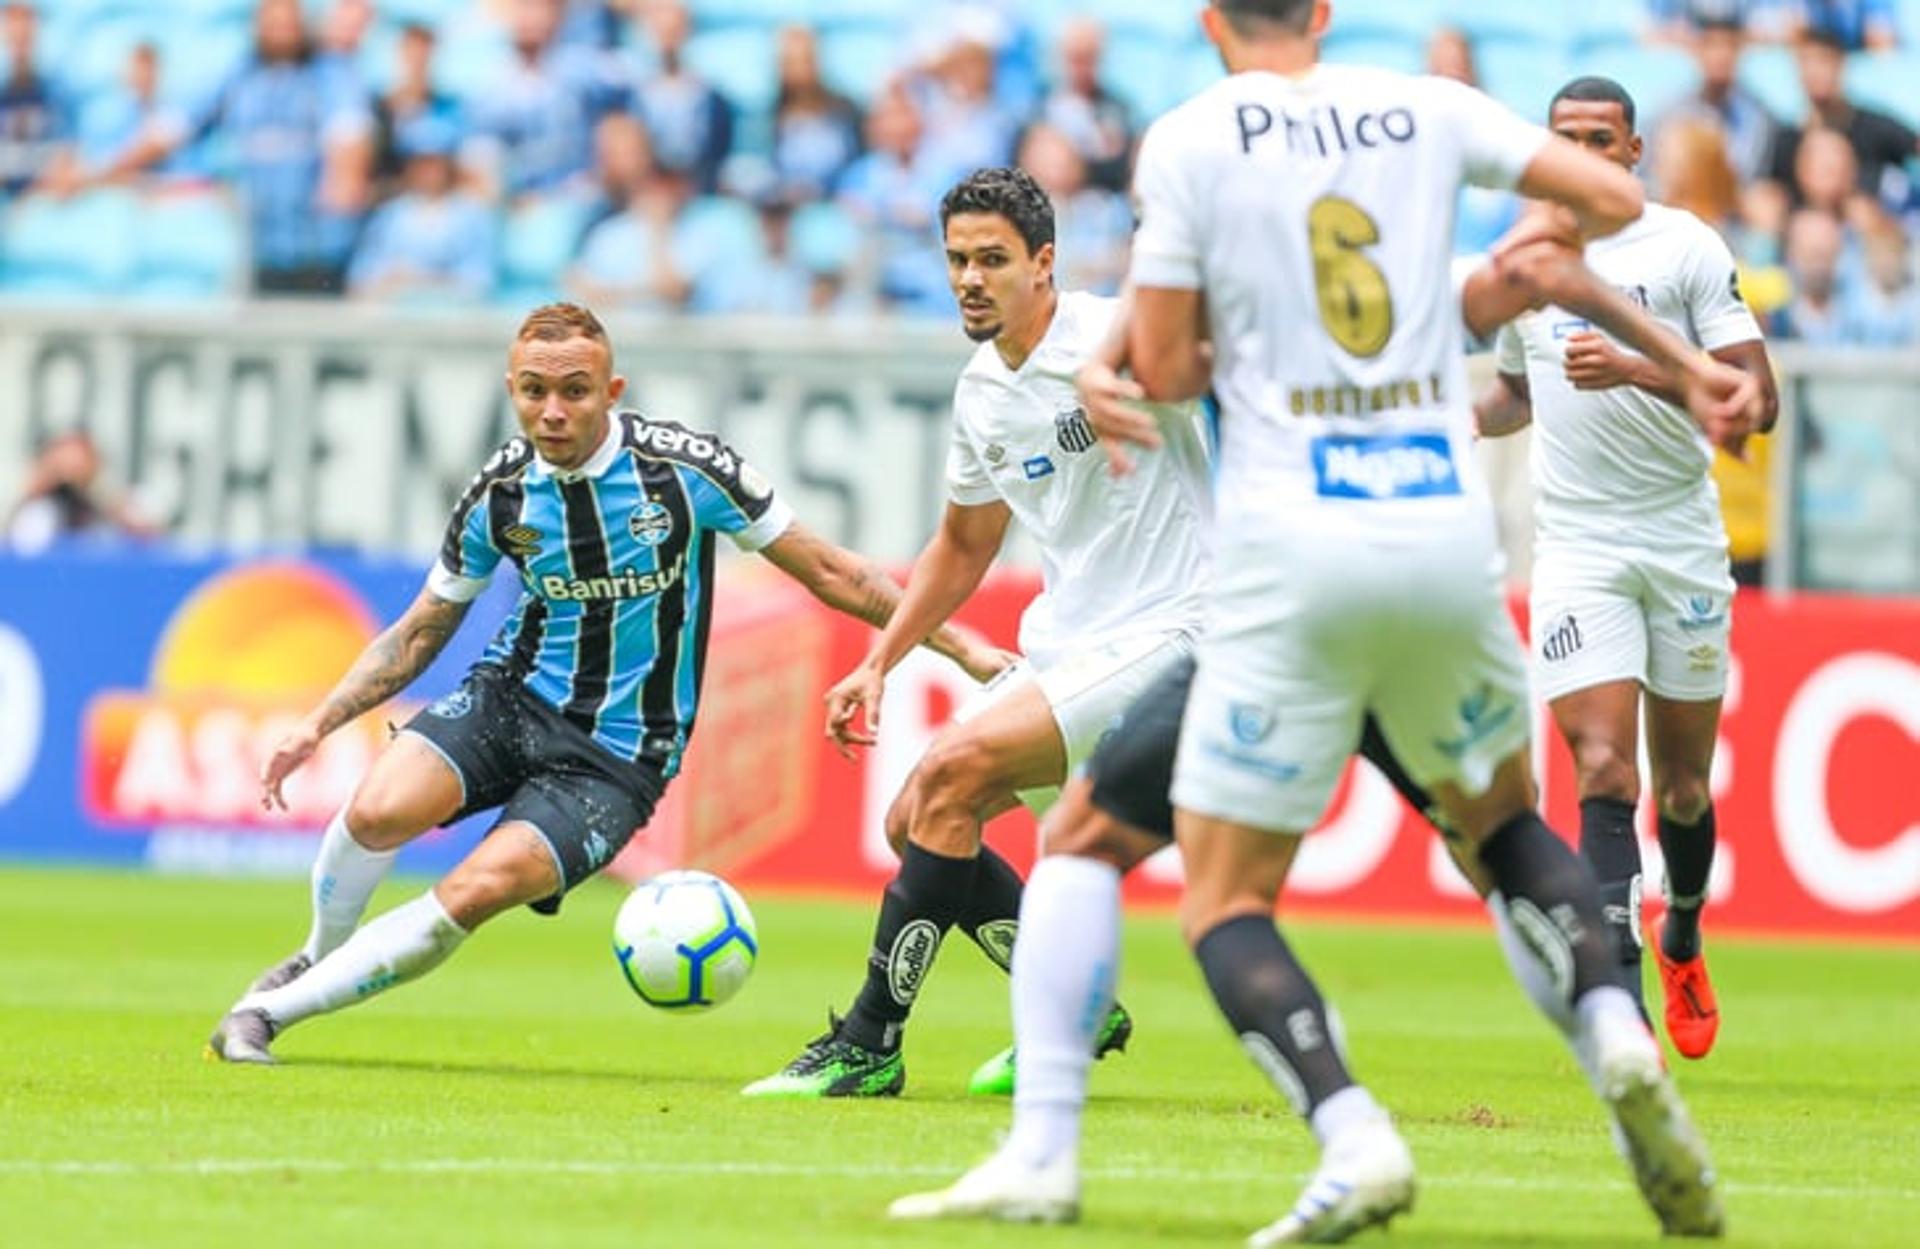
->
xmin=824 ymin=662 xmax=886 ymax=760
xmin=957 ymin=643 xmax=1020 ymax=685
xmin=259 ymin=718 xmax=324 ymax=812
xmin=1562 ymin=332 xmax=1635 ymax=390
xmin=1076 ymin=359 xmax=1159 ymax=477
xmin=1680 ymin=355 xmax=1764 ymax=460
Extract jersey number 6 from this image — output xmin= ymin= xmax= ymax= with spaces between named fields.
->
xmin=1309 ymin=196 xmax=1394 ymax=359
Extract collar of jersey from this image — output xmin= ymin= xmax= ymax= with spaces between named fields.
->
xmin=531 ymin=417 xmax=623 ymax=483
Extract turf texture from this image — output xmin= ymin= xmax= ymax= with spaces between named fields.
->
xmin=1 ymin=867 xmax=1914 ymax=1248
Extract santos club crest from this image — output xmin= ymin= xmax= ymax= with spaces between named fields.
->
xmin=1055 ymin=405 xmax=1097 ymax=454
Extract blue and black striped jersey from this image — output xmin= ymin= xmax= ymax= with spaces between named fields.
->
xmin=428 ymin=411 xmax=795 ymax=775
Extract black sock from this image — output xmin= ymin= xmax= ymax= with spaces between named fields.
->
xmin=957 ymin=845 xmax=1024 ymax=972
xmin=1579 ymin=796 xmax=1645 ymax=1009
xmin=1194 ymin=914 xmax=1353 ymax=1116
xmin=842 ymin=843 xmax=975 ymax=1052
xmin=1657 ymin=806 xmax=1716 ymax=962
xmin=1478 ymin=810 xmax=1623 ymax=1008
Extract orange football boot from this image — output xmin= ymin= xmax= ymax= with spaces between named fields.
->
xmin=1653 ymin=935 xmax=1721 ymax=1060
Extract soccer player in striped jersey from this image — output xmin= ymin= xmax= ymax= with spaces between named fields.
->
xmin=208 ymin=303 xmax=1008 ymax=1064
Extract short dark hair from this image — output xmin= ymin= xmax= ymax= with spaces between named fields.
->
xmin=1550 ymin=76 xmax=1638 ymax=132
xmin=1212 ymin=0 xmax=1315 ymax=37
xmin=939 ymin=167 xmax=1055 ymax=256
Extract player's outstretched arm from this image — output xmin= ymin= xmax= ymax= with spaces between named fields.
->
xmin=758 ymin=520 xmax=1011 ymax=682
xmin=1129 ymin=287 xmax=1213 ymax=406
xmin=779 ymin=503 xmax=1011 ymax=754
xmin=259 ymin=588 xmax=472 ymax=810
xmin=1514 ymin=137 xmax=1645 ymax=241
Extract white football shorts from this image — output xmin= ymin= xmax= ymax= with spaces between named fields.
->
xmin=956 ymin=628 xmax=1197 ymax=816
xmin=1172 ymin=524 xmax=1532 ymax=834
xmin=1530 ymin=531 xmax=1734 ymax=704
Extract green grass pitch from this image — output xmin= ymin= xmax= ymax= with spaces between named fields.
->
xmin=2 ymin=866 xmax=1915 ymax=1248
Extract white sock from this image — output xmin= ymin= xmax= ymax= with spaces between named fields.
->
xmin=1004 ymin=855 xmax=1121 ymax=1169
xmin=1487 ymin=890 xmax=1576 ymax=1038
xmin=1569 ymin=984 xmax=1647 ymax=1093
xmin=1309 ymin=1085 xmax=1386 ymax=1148
xmin=302 ymin=810 xmax=399 ymax=961
xmin=242 ymin=891 xmax=466 ymax=1030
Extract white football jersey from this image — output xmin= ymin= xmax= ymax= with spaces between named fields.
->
xmin=1495 ymin=202 xmax=1764 ymax=542
xmin=1129 ymin=65 xmax=1550 ymax=539
xmin=947 ymin=290 xmax=1211 ymax=664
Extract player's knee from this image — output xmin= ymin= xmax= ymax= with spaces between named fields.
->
xmin=344 ymin=782 xmax=425 ymax=851
xmin=915 ymin=733 xmax=1002 ymax=815
xmin=1569 ymin=735 xmax=1639 ymax=804
xmin=1043 ymin=812 xmax=1152 ymax=872
xmin=1655 ymin=773 xmax=1712 ymax=825
xmin=882 ymin=789 xmax=914 ymax=857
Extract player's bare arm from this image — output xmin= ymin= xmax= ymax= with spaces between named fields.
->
xmin=822 ymin=499 xmax=1013 ymax=753
xmin=1128 ymin=287 xmax=1211 ymax=405
xmin=1512 ymin=135 xmax=1644 ymax=241
xmin=756 ymin=520 xmax=1015 ymax=687
xmin=259 ymin=588 xmax=472 ymax=810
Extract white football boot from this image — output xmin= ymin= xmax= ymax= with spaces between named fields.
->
xmin=1248 ymin=1114 xmax=1416 ymax=1246
xmin=1588 ymin=1008 xmax=1726 ymax=1237
xmin=887 ymin=1146 xmax=1079 ymax=1224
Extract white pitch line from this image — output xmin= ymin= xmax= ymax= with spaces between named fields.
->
xmin=0 ymin=1158 xmax=1912 ymax=1202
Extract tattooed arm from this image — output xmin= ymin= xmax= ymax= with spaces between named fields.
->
xmin=758 ymin=518 xmax=1015 ymax=684
xmin=259 ymin=588 xmax=473 ymax=811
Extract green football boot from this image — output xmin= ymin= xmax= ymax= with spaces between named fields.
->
xmin=741 ymin=1012 xmax=906 ymax=1098
xmin=965 ymin=1003 xmax=1134 ymax=1097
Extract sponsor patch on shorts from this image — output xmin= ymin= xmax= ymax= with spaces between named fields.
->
xmin=1311 ymin=432 xmax=1461 ymax=500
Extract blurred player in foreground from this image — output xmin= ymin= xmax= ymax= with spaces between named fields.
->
xmin=1479 ymin=76 xmax=1778 ymax=1059
xmin=208 ymin=303 xmax=1006 ymax=1063
xmin=893 ymin=204 xmax=1760 ymax=1236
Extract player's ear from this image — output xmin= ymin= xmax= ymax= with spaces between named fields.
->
xmin=1308 ymin=0 xmax=1332 ymax=38
xmin=1629 ymin=133 xmax=1644 ymax=166
xmin=608 ymin=373 xmax=628 ymax=404
xmin=1035 ymin=240 xmax=1056 ymax=289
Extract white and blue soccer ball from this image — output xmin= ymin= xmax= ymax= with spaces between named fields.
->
xmin=612 ymin=870 xmax=759 ymax=1011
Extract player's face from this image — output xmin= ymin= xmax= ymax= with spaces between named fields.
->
xmin=1549 ymin=100 xmax=1642 ymax=172
xmin=945 ymin=212 xmax=1054 ymax=344
xmin=505 ymin=335 xmax=627 ymax=469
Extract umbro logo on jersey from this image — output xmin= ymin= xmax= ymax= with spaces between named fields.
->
xmin=502 ymin=524 xmax=542 ymax=558
xmin=1055 ymin=406 xmax=1097 ymax=454
xmin=1541 ymin=613 xmax=1583 ymax=663
xmin=628 ymin=501 xmax=674 ymax=547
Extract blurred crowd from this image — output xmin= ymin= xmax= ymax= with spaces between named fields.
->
xmin=0 ymin=0 xmax=1914 ymax=343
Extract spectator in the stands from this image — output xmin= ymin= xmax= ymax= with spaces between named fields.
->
xmin=1655 ymin=18 xmax=1781 ymax=183
xmin=371 ymin=23 xmax=460 ymax=200
xmin=836 ymin=86 xmax=952 ymax=315
xmin=769 ymin=25 xmax=862 ymax=203
xmin=1766 ymin=29 xmax=1918 ymax=218
xmin=1774 ymin=208 xmax=1853 ymax=341
xmin=97 ymin=0 xmax=374 ymax=293
xmin=4 ymin=432 xmax=156 ymax=555
xmin=462 ymin=0 xmax=627 ymax=202
xmin=1035 ymin=17 xmax=1132 ymax=194
xmin=347 ymin=117 xmax=495 ymax=302
xmin=907 ymin=23 xmax=1018 ymax=180
xmin=67 ymin=42 xmax=194 ymax=188
xmin=1844 ymin=216 xmax=1920 ymax=343
xmin=582 ymin=110 xmax=653 ymax=226
xmin=1426 ymin=27 xmax=1519 ymax=254
xmin=631 ymin=0 xmax=732 ymax=194
xmin=1018 ymin=123 xmax=1130 ymax=296
xmin=1790 ymin=0 xmax=1899 ymax=50
xmin=1646 ymin=0 xmax=1793 ymax=42
xmin=567 ymin=127 xmax=694 ymax=313
xmin=0 ymin=1 xmax=75 ymax=198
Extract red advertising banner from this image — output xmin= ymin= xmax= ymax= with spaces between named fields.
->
xmin=653 ymin=571 xmax=1919 ymax=941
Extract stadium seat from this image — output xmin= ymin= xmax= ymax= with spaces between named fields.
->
xmin=817 ymin=23 xmax=903 ymax=104
xmin=684 ymin=25 xmax=781 ymax=117
xmin=1100 ymin=30 xmax=1185 ymax=127
xmin=436 ymin=25 xmax=514 ymax=105
xmin=1566 ymin=44 xmax=1702 ymax=120
xmin=157 ymin=18 xmax=251 ymax=111
xmin=64 ymin=11 xmax=165 ymax=101
xmin=1847 ymin=51 xmax=1920 ymax=129
xmin=1567 ymin=6 xmax=1647 ymax=58
xmin=790 ymin=200 xmax=857 ymax=275
xmin=0 ymin=190 xmax=139 ymax=296
xmin=496 ymin=194 xmax=596 ymax=307
xmin=130 ymin=190 xmax=244 ymax=300
xmin=1475 ymin=38 xmax=1574 ymax=122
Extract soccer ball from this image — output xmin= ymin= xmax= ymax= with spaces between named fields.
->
xmin=612 ymin=870 xmax=759 ymax=1011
